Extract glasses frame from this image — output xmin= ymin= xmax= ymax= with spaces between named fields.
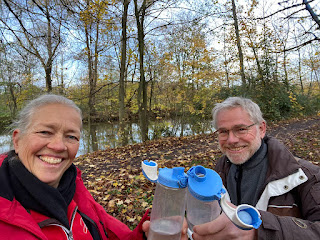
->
xmin=214 ymin=123 xmax=257 ymax=140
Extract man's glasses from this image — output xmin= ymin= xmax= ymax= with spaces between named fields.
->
xmin=214 ymin=123 xmax=257 ymax=140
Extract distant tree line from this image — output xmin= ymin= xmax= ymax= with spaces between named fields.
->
xmin=0 ymin=0 xmax=319 ymax=143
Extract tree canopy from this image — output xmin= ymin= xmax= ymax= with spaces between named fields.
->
xmin=0 ymin=0 xmax=319 ymax=134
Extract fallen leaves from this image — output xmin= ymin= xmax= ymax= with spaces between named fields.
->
xmin=74 ymin=115 xmax=320 ymax=229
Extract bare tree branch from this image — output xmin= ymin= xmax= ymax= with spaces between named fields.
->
xmin=283 ymin=37 xmax=319 ymax=52
xmin=255 ymin=2 xmax=305 ymax=20
xmin=303 ymin=0 xmax=320 ymax=29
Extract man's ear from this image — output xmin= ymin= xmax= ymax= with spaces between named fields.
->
xmin=259 ymin=121 xmax=267 ymax=138
xmin=12 ymin=129 xmax=20 ymax=153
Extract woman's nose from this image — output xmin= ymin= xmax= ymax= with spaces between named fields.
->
xmin=47 ymin=135 xmax=67 ymax=151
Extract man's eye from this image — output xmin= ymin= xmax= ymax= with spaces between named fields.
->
xmin=235 ymin=128 xmax=247 ymax=133
xmin=219 ymin=129 xmax=228 ymax=134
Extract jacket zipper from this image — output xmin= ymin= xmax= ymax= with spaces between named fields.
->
xmin=47 ymin=206 xmax=78 ymax=240
xmin=48 ymin=223 xmax=73 ymax=240
xmin=236 ymin=165 xmax=243 ymax=205
xmin=99 ymin=220 xmax=109 ymax=239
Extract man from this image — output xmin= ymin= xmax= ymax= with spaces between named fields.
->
xmin=192 ymin=97 xmax=320 ymax=239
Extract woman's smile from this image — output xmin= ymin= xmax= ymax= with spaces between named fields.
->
xmin=38 ymin=155 xmax=63 ymax=164
xmin=13 ymin=103 xmax=81 ymax=188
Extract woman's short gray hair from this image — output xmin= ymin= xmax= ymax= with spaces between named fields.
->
xmin=212 ymin=97 xmax=265 ymax=129
xmin=11 ymin=94 xmax=82 ymax=135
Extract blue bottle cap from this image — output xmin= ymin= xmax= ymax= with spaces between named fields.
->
xmin=236 ymin=206 xmax=262 ymax=229
xmin=187 ymin=165 xmax=225 ymax=201
xmin=158 ymin=167 xmax=188 ymax=189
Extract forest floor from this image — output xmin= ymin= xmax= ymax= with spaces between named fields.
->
xmin=74 ymin=115 xmax=320 ymax=229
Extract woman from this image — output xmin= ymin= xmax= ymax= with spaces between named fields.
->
xmin=0 ymin=94 xmax=156 ymax=240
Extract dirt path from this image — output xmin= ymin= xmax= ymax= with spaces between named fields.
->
xmin=266 ymin=116 xmax=319 ymax=162
xmin=268 ymin=116 xmax=319 ymax=138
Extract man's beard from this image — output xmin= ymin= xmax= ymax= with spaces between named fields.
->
xmin=220 ymin=134 xmax=262 ymax=165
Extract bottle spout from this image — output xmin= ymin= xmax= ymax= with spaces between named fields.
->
xmin=220 ymin=194 xmax=262 ymax=230
xmin=187 ymin=165 xmax=207 ymax=182
xmin=141 ymin=160 xmax=158 ymax=183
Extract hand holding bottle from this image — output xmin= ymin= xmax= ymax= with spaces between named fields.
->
xmin=192 ymin=207 xmax=257 ymax=240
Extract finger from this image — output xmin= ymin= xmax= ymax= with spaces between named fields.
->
xmin=141 ymin=220 xmax=150 ymax=237
xmin=192 ymin=232 xmax=202 ymax=240
xmin=193 ymin=214 xmax=228 ymax=236
xmin=179 ymin=217 xmax=188 ymax=240
xmin=182 ymin=217 xmax=188 ymax=233
xmin=181 ymin=230 xmax=188 ymax=240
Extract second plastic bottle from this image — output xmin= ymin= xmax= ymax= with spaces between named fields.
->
xmin=186 ymin=165 xmax=225 ymax=231
xmin=148 ymin=167 xmax=188 ymax=240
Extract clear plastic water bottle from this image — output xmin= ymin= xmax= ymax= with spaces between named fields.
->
xmin=142 ymin=162 xmax=262 ymax=240
xmin=147 ymin=167 xmax=188 ymax=240
xmin=186 ymin=165 xmax=225 ymax=231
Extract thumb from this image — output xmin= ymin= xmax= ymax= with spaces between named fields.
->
xmin=142 ymin=220 xmax=150 ymax=237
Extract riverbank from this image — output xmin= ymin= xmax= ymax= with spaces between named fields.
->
xmin=74 ymin=115 xmax=319 ymax=229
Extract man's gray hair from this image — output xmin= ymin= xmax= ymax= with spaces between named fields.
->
xmin=11 ymin=94 xmax=82 ymax=135
xmin=212 ymin=97 xmax=265 ymax=129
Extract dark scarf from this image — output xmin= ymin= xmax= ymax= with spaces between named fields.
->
xmin=7 ymin=150 xmax=76 ymax=229
xmin=227 ymin=139 xmax=268 ymax=206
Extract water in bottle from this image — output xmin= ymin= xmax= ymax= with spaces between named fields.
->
xmin=148 ymin=218 xmax=182 ymax=240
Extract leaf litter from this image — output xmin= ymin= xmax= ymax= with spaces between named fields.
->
xmin=74 ymin=116 xmax=319 ymax=229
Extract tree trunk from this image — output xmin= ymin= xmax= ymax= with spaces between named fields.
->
xmin=8 ymin=81 xmax=17 ymax=117
xmin=283 ymin=51 xmax=289 ymax=91
xmin=85 ymin=26 xmax=96 ymax=122
xmin=134 ymin=0 xmax=149 ymax=142
xmin=231 ymin=0 xmax=246 ymax=89
xmin=59 ymin=54 xmax=65 ymax=95
xmin=45 ymin=65 xmax=52 ymax=92
xmin=84 ymin=0 xmax=99 ymax=122
xmin=223 ymin=27 xmax=230 ymax=88
xmin=46 ymin=3 xmax=52 ymax=92
xmin=119 ymin=0 xmax=130 ymax=146
xmin=245 ymin=30 xmax=264 ymax=88
xmin=295 ymin=32 xmax=304 ymax=93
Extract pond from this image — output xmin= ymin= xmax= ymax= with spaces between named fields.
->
xmin=0 ymin=118 xmax=215 ymax=157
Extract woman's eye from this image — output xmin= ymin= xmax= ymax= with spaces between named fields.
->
xmin=38 ymin=131 xmax=51 ymax=135
xmin=67 ymin=135 xmax=79 ymax=141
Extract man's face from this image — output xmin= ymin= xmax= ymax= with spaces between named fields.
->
xmin=216 ymin=107 xmax=266 ymax=165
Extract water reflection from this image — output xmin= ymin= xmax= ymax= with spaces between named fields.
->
xmin=0 ymin=118 xmax=214 ymax=157
xmin=0 ymin=135 xmax=12 ymax=154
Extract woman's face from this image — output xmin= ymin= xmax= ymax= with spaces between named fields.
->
xmin=13 ymin=103 xmax=82 ymax=188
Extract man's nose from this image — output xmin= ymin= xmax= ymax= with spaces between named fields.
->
xmin=226 ymin=130 xmax=239 ymax=143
